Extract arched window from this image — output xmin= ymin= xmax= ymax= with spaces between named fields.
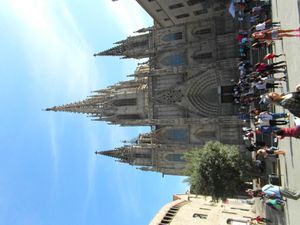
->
xmin=161 ymin=53 xmax=186 ymax=66
xmin=161 ymin=32 xmax=183 ymax=42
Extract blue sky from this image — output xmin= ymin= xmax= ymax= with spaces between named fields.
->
xmin=0 ymin=0 xmax=187 ymax=224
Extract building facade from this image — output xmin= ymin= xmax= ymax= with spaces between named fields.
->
xmin=47 ymin=0 xmax=242 ymax=176
xmin=136 ymin=0 xmax=230 ymax=28
xmin=149 ymin=194 xmax=255 ymax=225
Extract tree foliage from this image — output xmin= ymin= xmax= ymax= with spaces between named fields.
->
xmin=184 ymin=141 xmax=253 ymax=201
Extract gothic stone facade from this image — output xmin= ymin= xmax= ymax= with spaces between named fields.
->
xmin=47 ymin=2 xmax=243 ymax=176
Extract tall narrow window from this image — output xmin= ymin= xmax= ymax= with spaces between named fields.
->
xmin=113 ymin=98 xmax=137 ymax=106
xmin=192 ymin=52 xmax=212 ymax=60
xmin=176 ymin=13 xmax=190 ymax=19
xmin=192 ymin=28 xmax=211 ymax=36
xmin=161 ymin=53 xmax=186 ymax=66
xmin=187 ymin=0 xmax=205 ymax=6
xmin=169 ymin=3 xmax=184 ymax=9
xmin=166 ymin=129 xmax=187 ymax=141
xmin=161 ymin=32 xmax=183 ymax=42
xmin=165 ymin=154 xmax=185 ymax=162
xmin=117 ymin=114 xmax=141 ymax=120
xmin=194 ymin=9 xmax=208 ymax=15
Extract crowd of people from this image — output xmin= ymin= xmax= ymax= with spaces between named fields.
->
xmin=233 ymin=0 xmax=300 ymax=220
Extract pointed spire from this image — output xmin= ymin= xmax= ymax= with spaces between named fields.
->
xmin=94 ymin=45 xmax=125 ymax=57
xmin=95 ymin=149 xmax=120 ymax=158
xmin=96 ymin=147 xmax=133 ymax=164
xmin=134 ymin=26 xmax=153 ymax=33
xmin=45 ymin=97 xmax=104 ymax=115
xmin=94 ymin=33 xmax=150 ymax=59
xmin=137 ymin=166 xmax=156 ymax=172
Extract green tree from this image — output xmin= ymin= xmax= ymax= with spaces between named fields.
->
xmin=184 ymin=141 xmax=254 ymax=201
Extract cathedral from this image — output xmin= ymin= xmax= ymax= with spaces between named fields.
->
xmin=47 ymin=0 xmax=243 ymax=176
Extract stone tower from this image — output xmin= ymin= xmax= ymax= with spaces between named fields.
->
xmin=47 ymin=2 xmax=243 ymax=176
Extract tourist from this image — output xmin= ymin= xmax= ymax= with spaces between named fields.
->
xmin=252 ymin=28 xmax=300 ymax=40
xmin=250 ymin=19 xmax=280 ymax=32
xmin=263 ymin=53 xmax=285 ymax=61
xmin=252 ymin=40 xmax=272 ymax=49
xmin=257 ymin=111 xmax=288 ymax=120
xmin=273 ymin=125 xmax=300 ymax=139
xmin=250 ymin=5 xmax=270 ymax=15
xmin=256 ymin=147 xmax=286 ymax=157
xmin=261 ymin=184 xmax=300 ymax=200
xmin=255 ymin=126 xmax=279 ymax=135
xmin=254 ymin=80 xmax=281 ymax=91
xmin=263 ymin=85 xmax=300 ymax=117
xmin=264 ymin=198 xmax=285 ymax=210
xmin=258 ymin=75 xmax=287 ymax=82
xmin=247 ymin=185 xmax=300 ymax=200
xmin=255 ymin=61 xmax=286 ymax=73
xmin=251 ymin=216 xmax=272 ymax=224
xmin=250 ymin=108 xmax=262 ymax=116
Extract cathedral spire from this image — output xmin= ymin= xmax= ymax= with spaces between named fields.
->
xmin=46 ymin=76 xmax=149 ymax=126
xmin=45 ymin=97 xmax=105 ymax=115
xmin=93 ymin=45 xmax=125 ymax=57
xmin=95 ymin=149 xmax=124 ymax=159
xmin=94 ymin=33 xmax=151 ymax=59
xmin=95 ymin=147 xmax=132 ymax=164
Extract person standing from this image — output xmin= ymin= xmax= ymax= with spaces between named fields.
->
xmin=273 ymin=125 xmax=300 ymax=139
xmin=265 ymin=91 xmax=300 ymax=117
xmin=262 ymin=184 xmax=300 ymax=200
xmin=256 ymin=147 xmax=286 ymax=157
xmin=263 ymin=53 xmax=285 ymax=61
xmin=252 ymin=28 xmax=300 ymax=40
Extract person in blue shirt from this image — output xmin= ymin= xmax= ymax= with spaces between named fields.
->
xmin=247 ymin=185 xmax=300 ymax=200
xmin=262 ymin=184 xmax=300 ymax=200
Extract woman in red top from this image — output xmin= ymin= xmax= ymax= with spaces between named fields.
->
xmin=255 ymin=61 xmax=286 ymax=73
xmin=264 ymin=53 xmax=285 ymax=61
xmin=252 ymin=28 xmax=300 ymax=40
xmin=273 ymin=126 xmax=300 ymax=139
